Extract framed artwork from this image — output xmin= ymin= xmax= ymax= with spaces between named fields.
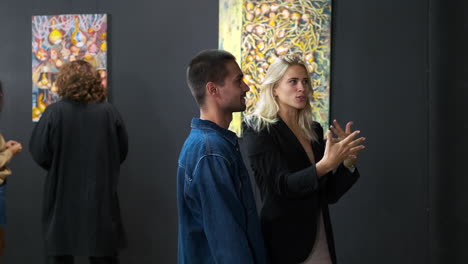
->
xmin=219 ymin=0 xmax=332 ymax=136
xmin=32 ymin=14 xmax=107 ymax=121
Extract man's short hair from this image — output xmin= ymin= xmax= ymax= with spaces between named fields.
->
xmin=186 ymin=49 xmax=236 ymax=106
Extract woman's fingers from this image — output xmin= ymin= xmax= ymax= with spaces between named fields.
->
xmin=349 ymin=136 xmax=366 ymax=147
xmin=341 ymin=130 xmax=361 ymax=144
xmin=348 ymin=145 xmax=365 ymax=155
xmin=333 ymin=119 xmax=345 ymax=134
xmin=329 ymin=125 xmax=340 ymax=137
xmin=342 ymin=134 xmax=365 ymax=159
xmin=345 ymin=121 xmax=353 ymax=134
xmin=325 ymin=130 xmax=333 ymax=148
xmin=331 ymin=120 xmax=355 ymax=142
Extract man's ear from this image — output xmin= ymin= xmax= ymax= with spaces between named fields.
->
xmin=206 ymin=82 xmax=218 ymax=96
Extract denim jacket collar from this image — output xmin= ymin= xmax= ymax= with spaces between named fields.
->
xmin=191 ymin=118 xmax=238 ymax=146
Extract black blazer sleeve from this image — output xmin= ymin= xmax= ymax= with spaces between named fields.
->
xmin=323 ymin=164 xmax=360 ymax=204
xmin=243 ymin=125 xmax=319 ymax=199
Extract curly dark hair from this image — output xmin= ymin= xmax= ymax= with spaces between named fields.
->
xmin=57 ymin=60 xmax=106 ymax=103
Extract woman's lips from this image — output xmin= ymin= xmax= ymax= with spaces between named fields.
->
xmin=296 ymin=95 xmax=307 ymax=101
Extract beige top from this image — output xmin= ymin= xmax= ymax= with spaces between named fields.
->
xmin=0 ymin=134 xmax=13 ymax=184
xmin=301 ymin=211 xmax=332 ymax=264
xmin=301 ymin=150 xmax=332 ymax=264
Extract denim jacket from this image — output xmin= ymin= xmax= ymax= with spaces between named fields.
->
xmin=177 ymin=118 xmax=268 ymax=264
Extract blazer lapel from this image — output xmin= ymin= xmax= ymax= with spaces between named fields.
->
xmin=311 ymin=122 xmax=325 ymax=163
xmin=276 ymin=119 xmax=313 ymax=166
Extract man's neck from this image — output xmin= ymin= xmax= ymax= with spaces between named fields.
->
xmin=199 ymin=109 xmax=233 ymax=129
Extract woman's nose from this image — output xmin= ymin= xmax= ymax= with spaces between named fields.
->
xmin=297 ymin=83 xmax=305 ymax=92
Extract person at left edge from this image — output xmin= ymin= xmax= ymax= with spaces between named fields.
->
xmin=0 ymin=81 xmax=23 ymax=258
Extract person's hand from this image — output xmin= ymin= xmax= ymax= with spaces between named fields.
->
xmin=330 ymin=120 xmax=361 ymax=168
xmin=329 ymin=119 xmax=352 ymax=142
xmin=5 ymin=140 xmax=18 ymax=148
xmin=317 ymin=130 xmax=365 ymax=176
xmin=6 ymin=141 xmax=22 ymax=155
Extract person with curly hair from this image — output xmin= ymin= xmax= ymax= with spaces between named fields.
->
xmin=29 ymin=60 xmax=128 ymax=264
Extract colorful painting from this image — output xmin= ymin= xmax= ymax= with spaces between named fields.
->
xmin=219 ymin=0 xmax=332 ymax=136
xmin=32 ymin=14 xmax=107 ymax=121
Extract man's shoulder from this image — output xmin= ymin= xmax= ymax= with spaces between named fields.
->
xmin=193 ymin=128 xmax=233 ymax=153
xmin=178 ymin=129 xmax=235 ymax=169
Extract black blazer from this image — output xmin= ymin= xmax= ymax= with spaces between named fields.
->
xmin=242 ymin=119 xmax=359 ymax=264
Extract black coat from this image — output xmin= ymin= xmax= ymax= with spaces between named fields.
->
xmin=29 ymin=99 xmax=128 ymax=256
xmin=243 ymin=119 xmax=359 ymax=264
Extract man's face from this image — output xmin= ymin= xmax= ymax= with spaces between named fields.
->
xmin=217 ymin=60 xmax=250 ymax=113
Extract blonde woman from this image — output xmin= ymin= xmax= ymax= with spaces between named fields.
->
xmin=243 ymin=55 xmax=365 ymax=264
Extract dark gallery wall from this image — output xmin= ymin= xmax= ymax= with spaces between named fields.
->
xmin=429 ymin=0 xmax=468 ymax=263
xmin=0 ymin=0 xmax=466 ymax=263
xmin=331 ymin=1 xmax=468 ymax=263
xmin=330 ymin=0 xmax=430 ymax=263
xmin=332 ymin=1 xmax=468 ymax=263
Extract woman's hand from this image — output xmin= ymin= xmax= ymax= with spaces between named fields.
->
xmin=330 ymin=120 xmax=361 ymax=168
xmin=316 ymin=130 xmax=365 ymax=177
xmin=329 ymin=119 xmax=352 ymax=142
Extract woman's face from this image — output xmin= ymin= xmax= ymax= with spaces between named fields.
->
xmin=273 ymin=64 xmax=311 ymax=112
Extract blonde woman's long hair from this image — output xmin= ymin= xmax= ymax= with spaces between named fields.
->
xmin=244 ymin=55 xmax=317 ymax=142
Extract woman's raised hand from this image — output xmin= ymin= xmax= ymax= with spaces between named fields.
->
xmin=316 ymin=129 xmax=365 ymax=177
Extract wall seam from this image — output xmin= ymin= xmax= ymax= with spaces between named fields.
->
xmin=426 ymin=0 xmax=433 ymax=263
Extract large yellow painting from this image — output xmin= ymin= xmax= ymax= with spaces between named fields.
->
xmin=219 ymin=0 xmax=332 ymax=136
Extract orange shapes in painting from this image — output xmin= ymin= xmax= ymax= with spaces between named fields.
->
xmin=35 ymin=39 xmax=49 ymax=62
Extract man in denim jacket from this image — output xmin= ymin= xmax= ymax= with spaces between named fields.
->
xmin=177 ymin=50 xmax=268 ymax=264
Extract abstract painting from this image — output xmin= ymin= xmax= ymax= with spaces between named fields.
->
xmin=32 ymin=14 xmax=107 ymax=121
xmin=219 ymin=0 xmax=332 ymax=136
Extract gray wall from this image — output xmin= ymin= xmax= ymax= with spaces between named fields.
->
xmin=429 ymin=0 xmax=468 ymax=263
xmin=330 ymin=1 xmax=468 ymax=263
xmin=330 ymin=0 xmax=429 ymax=263
xmin=0 ymin=0 xmax=466 ymax=263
